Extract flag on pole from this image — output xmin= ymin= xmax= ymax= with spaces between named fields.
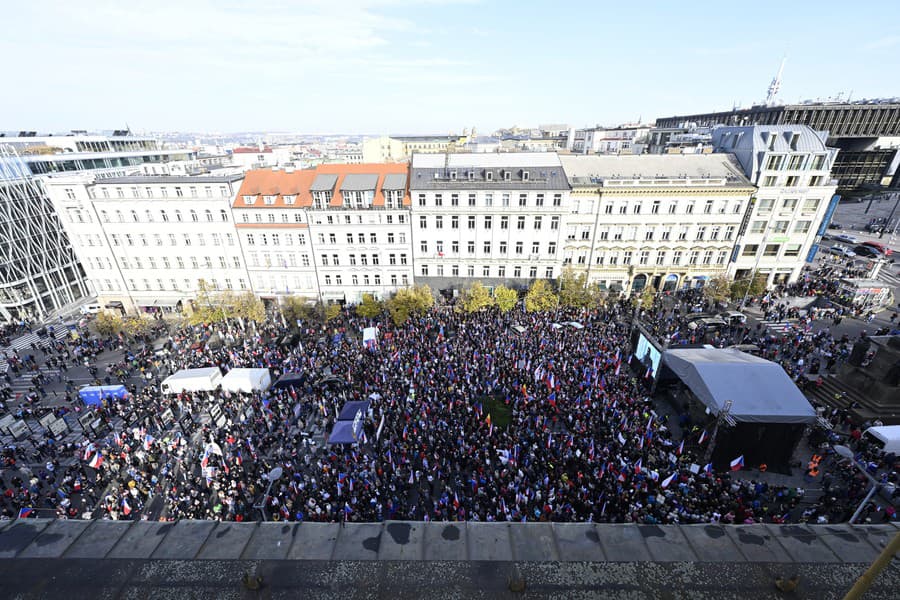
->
xmin=89 ymin=453 xmax=104 ymax=469
xmin=730 ymin=455 xmax=744 ymax=471
xmin=704 ymin=463 xmax=714 ymax=476
xmin=676 ymin=440 xmax=684 ymax=456
xmin=698 ymin=429 xmax=707 ymax=445
xmin=17 ymin=507 xmax=34 ymax=518
xmin=122 ymin=498 xmax=132 ymax=516
xmin=660 ymin=472 xmax=677 ymax=489
xmin=634 ymin=458 xmax=642 ymax=474
xmin=617 ymin=432 xmax=626 ymax=445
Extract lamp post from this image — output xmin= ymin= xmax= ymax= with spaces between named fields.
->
xmin=256 ymin=466 xmax=283 ymax=522
xmin=833 ymin=444 xmax=881 ymax=524
xmin=703 ymin=399 xmax=735 ymax=465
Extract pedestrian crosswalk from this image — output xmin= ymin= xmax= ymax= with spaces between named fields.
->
xmin=764 ymin=322 xmax=796 ymax=335
xmin=878 ymin=269 xmax=900 ymax=287
xmin=1 ymin=327 xmax=71 ymax=373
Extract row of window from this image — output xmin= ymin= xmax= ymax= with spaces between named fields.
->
xmin=763 ymin=153 xmax=829 ymax=172
xmin=418 ymin=214 xmax=561 ymax=231
xmin=419 ymin=240 xmax=556 ymax=257
xmin=416 ymin=192 xmax=564 ymax=208
xmin=579 ymin=249 xmax=729 ymax=267
xmin=322 ymin=273 xmax=409 ymax=287
xmin=578 ymin=224 xmax=737 ymax=243
xmin=420 ymin=264 xmax=555 ymax=279
xmin=749 ymin=220 xmax=812 ymax=235
xmin=110 ymin=255 xmax=243 ymax=271
xmin=742 ymin=243 xmax=803 ymax=259
xmin=98 ymin=208 xmax=230 ymax=224
xmin=95 ymin=277 xmax=247 ymax=293
xmin=109 ymin=232 xmax=236 ymax=247
xmin=89 ymin=184 xmax=231 ymax=200
xmin=756 ymin=197 xmax=821 ymax=213
xmin=599 ymin=198 xmax=743 ymax=216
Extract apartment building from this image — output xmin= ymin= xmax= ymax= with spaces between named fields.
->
xmin=232 ymin=164 xmax=413 ymax=304
xmin=44 ymin=174 xmax=249 ymax=313
xmin=559 ymin=154 xmax=756 ymax=294
xmin=362 ymin=135 xmax=466 ymax=163
xmin=409 ymin=153 xmax=570 ymax=292
xmin=712 ymin=125 xmax=839 ymax=286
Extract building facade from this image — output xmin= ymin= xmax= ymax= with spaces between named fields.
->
xmin=566 ymin=125 xmax=652 ymax=155
xmin=656 ymin=100 xmax=900 ymax=192
xmin=712 ymin=125 xmax=839 ymax=286
xmin=559 ymin=154 xmax=756 ymax=294
xmin=0 ymin=152 xmax=90 ymax=321
xmin=232 ymin=164 xmax=413 ymax=304
xmin=362 ymin=135 xmax=466 ymax=163
xmin=44 ymin=174 xmax=249 ymax=313
xmin=409 ymin=153 xmax=570 ymax=293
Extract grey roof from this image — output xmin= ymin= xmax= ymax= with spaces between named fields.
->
xmin=411 ymin=153 xmax=568 ymax=191
xmin=310 ymin=174 xmax=338 ymax=192
xmin=382 ymin=173 xmax=407 ymax=190
xmin=712 ymin=125 xmax=830 ymax=155
xmin=341 ymin=173 xmax=379 ymax=191
xmin=412 ymin=152 xmax=562 ymax=168
xmin=559 ymin=154 xmax=752 ymax=187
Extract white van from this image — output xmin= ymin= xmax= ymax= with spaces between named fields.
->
xmin=862 ymin=425 xmax=900 ymax=455
xmin=79 ymin=303 xmax=102 ymax=315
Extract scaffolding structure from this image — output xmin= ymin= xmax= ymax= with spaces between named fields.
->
xmin=0 ymin=145 xmax=90 ymax=322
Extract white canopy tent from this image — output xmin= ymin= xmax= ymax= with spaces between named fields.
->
xmin=160 ymin=367 xmax=223 ymax=394
xmin=662 ymin=348 xmax=816 ymax=424
xmin=221 ymin=368 xmax=272 ymax=394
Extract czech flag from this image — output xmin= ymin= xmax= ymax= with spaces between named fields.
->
xmin=89 ymin=453 xmax=104 ymax=470
xmin=676 ymin=440 xmax=684 ymax=456
xmin=704 ymin=463 xmax=714 ymax=476
xmin=698 ymin=430 xmax=707 ymax=445
xmin=660 ymin=472 xmax=677 ymax=489
xmin=634 ymin=458 xmax=642 ymax=474
xmin=122 ymin=498 xmax=132 ymax=516
xmin=730 ymin=455 xmax=744 ymax=471
xmin=18 ymin=507 xmax=34 ymax=519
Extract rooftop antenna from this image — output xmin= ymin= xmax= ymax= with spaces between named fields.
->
xmin=765 ymin=56 xmax=787 ymax=106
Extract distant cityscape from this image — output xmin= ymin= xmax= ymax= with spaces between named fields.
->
xmin=1 ymin=95 xmax=899 ymax=322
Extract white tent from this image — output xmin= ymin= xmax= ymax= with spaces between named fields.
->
xmin=160 ymin=367 xmax=223 ymax=394
xmin=662 ymin=348 xmax=816 ymax=424
xmin=221 ymin=368 xmax=272 ymax=394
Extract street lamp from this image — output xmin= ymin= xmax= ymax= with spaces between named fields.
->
xmin=256 ymin=466 xmax=283 ymax=522
xmin=833 ymin=444 xmax=881 ymax=524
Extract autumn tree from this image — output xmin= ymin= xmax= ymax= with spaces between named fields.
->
xmin=356 ymin=293 xmax=383 ymax=319
xmin=458 ymin=282 xmax=495 ymax=313
xmin=281 ymin=296 xmax=316 ymax=327
xmin=493 ymin=285 xmax=519 ymax=313
xmin=704 ymin=275 xmax=732 ymax=305
xmin=730 ymin=272 xmax=768 ymax=301
xmin=558 ymin=269 xmax=595 ymax=309
xmin=386 ymin=285 xmax=434 ymax=325
xmin=524 ymin=279 xmax=558 ymax=313
xmin=93 ymin=311 xmax=123 ymax=336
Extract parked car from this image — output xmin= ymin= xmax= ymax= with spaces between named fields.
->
xmin=827 ymin=222 xmax=843 ymax=229
xmin=79 ymin=303 xmax=102 ymax=315
xmin=827 ymin=244 xmax=856 ymax=258
xmin=861 ymin=241 xmax=893 ymax=256
xmin=853 ymin=245 xmax=882 ymax=258
xmin=719 ymin=311 xmax=748 ymax=325
xmin=834 ymin=234 xmax=858 ymax=244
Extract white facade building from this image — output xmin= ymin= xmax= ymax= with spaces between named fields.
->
xmin=567 ymin=125 xmax=652 ymax=155
xmin=712 ymin=125 xmax=839 ymax=286
xmin=559 ymin=155 xmax=756 ymax=294
xmin=233 ymin=164 xmax=414 ymax=305
xmin=409 ymin=153 xmax=571 ymax=292
xmin=44 ymin=174 xmax=249 ymax=313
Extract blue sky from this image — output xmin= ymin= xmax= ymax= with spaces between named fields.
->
xmin=3 ymin=0 xmax=898 ymax=134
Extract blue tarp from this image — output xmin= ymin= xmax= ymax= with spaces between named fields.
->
xmin=79 ymin=385 xmax=128 ymax=406
xmin=327 ymin=420 xmax=362 ymax=445
xmin=337 ymin=400 xmax=371 ymax=421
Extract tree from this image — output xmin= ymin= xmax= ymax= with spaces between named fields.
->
xmin=558 ymin=269 xmax=593 ymax=309
xmin=636 ymin=285 xmax=657 ymax=310
xmin=356 ymin=293 xmax=383 ymax=319
xmin=281 ymin=296 xmax=316 ymax=327
xmin=386 ymin=285 xmax=434 ymax=326
xmin=122 ymin=315 xmax=153 ymax=338
xmin=494 ymin=285 xmax=518 ymax=313
xmin=704 ymin=275 xmax=732 ymax=305
xmin=232 ymin=291 xmax=266 ymax=322
xmin=324 ymin=303 xmax=342 ymax=322
xmin=458 ymin=282 xmax=495 ymax=313
xmin=730 ymin=272 xmax=768 ymax=301
xmin=188 ymin=279 xmax=228 ymax=325
xmin=93 ymin=311 xmax=123 ymax=336
xmin=524 ymin=279 xmax=558 ymax=313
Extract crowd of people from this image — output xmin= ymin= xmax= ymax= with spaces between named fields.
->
xmin=1 ymin=285 xmax=897 ymax=525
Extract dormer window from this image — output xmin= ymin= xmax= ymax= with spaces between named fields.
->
xmin=263 ymin=195 xmax=276 ymax=205
xmin=486 ymin=171 xmax=493 ymax=181
xmin=503 ymin=170 xmax=511 ymax=181
xmin=522 ymin=170 xmax=530 ymax=181
xmin=468 ymin=171 xmax=474 ymax=181
xmin=283 ymin=195 xmax=296 ymax=205
xmin=450 ymin=170 xmax=457 ymax=181
xmin=243 ymin=195 xmax=256 ymax=205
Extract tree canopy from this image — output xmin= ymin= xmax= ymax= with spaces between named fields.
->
xmin=524 ymin=279 xmax=558 ymax=313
